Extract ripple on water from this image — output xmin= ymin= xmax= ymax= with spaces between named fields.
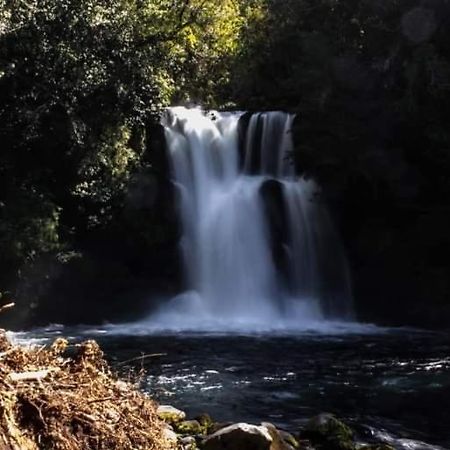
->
xmin=10 ymin=325 xmax=450 ymax=449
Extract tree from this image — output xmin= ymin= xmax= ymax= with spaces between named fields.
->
xmin=0 ymin=0 xmax=261 ymax=324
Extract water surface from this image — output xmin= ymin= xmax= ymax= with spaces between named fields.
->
xmin=14 ymin=324 xmax=450 ymax=449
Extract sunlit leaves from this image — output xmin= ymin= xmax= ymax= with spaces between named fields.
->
xmin=0 ymin=0 xmax=269 ymax=294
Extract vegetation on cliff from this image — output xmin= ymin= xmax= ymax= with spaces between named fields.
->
xmin=0 ymin=0 xmax=260 ymax=327
xmin=1 ymin=0 xmax=449 ymax=328
xmin=228 ymin=0 xmax=450 ymax=325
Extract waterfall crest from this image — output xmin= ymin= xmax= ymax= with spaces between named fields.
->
xmin=158 ymin=107 xmax=353 ymax=329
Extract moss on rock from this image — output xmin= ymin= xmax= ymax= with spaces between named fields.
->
xmin=301 ymin=414 xmax=355 ymax=450
xmin=176 ymin=420 xmax=204 ymax=435
xmin=157 ymin=405 xmax=186 ymax=425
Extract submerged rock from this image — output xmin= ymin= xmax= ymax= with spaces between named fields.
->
xmin=201 ymin=422 xmax=273 ymax=450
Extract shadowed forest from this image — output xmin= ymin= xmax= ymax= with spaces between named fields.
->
xmin=1 ymin=0 xmax=450 ymax=329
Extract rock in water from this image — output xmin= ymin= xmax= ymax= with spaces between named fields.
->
xmin=202 ymin=423 xmax=273 ymax=450
xmin=302 ymin=414 xmax=355 ymax=450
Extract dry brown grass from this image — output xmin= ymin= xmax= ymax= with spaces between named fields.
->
xmin=0 ymin=331 xmax=173 ymax=450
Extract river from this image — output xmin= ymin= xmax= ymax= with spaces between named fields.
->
xmin=13 ymin=322 xmax=450 ymax=450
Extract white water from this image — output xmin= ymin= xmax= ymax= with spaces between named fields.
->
xmin=155 ymin=107 xmax=353 ymax=329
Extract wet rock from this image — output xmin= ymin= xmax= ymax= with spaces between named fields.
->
xmin=180 ymin=435 xmax=198 ymax=450
xmin=262 ymin=422 xmax=298 ymax=450
xmin=259 ymin=179 xmax=289 ymax=278
xmin=359 ymin=446 xmax=395 ymax=450
xmin=209 ymin=421 xmax=234 ymax=434
xmin=176 ymin=420 xmax=204 ymax=435
xmin=195 ymin=413 xmax=215 ymax=433
xmin=302 ymin=414 xmax=355 ymax=450
xmin=201 ymin=422 xmax=273 ymax=450
xmin=278 ymin=429 xmax=301 ymax=449
xmin=157 ymin=405 xmax=186 ymax=424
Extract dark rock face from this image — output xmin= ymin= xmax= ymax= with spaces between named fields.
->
xmin=346 ymin=207 xmax=450 ymax=328
xmin=239 ymin=112 xmax=264 ymax=175
xmin=237 ymin=112 xmax=252 ymax=170
xmin=259 ymin=179 xmax=290 ymax=282
xmin=292 ymin=109 xmax=450 ymax=329
xmin=2 ymin=121 xmax=183 ymax=330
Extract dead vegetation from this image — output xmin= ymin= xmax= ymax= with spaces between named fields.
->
xmin=0 ymin=331 xmax=172 ymax=450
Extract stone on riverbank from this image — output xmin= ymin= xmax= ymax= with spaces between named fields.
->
xmin=262 ymin=422 xmax=300 ymax=450
xmin=195 ymin=413 xmax=215 ymax=433
xmin=201 ymin=422 xmax=273 ymax=450
xmin=176 ymin=419 xmax=204 ymax=435
xmin=302 ymin=414 xmax=355 ymax=450
xmin=200 ymin=422 xmax=298 ymax=450
xmin=157 ymin=404 xmax=187 ymax=424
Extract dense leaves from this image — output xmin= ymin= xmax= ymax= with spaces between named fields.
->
xmin=231 ymin=0 xmax=450 ymax=205
xmin=0 ymin=0 xmax=257 ymax=324
xmin=228 ymin=0 xmax=450 ymax=326
xmin=0 ymin=0 xmax=449 ymax=327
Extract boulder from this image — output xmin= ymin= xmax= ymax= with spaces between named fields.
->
xmin=176 ymin=420 xmax=204 ymax=435
xmin=302 ymin=414 xmax=355 ymax=450
xmin=262 ymin=422 xmax=299 ymax=450
xmin=162 ymin=426 xmax=178 ymax=446
xmin=209 ymin=422 xmax=234 ymax=434
xmin=278 ymin=429 xmax=301 ymax=449
xmin=195 ymin=413 xmax=215 ymax=433
xmin=180 ymin=435 xmax=198 ymax=450
xmin=201 ymin=423 xmax=273 ymax=450
xmin=157 ymin=405 xmax=186 ymax=424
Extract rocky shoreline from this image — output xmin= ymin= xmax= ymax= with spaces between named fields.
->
xmin=157 ymin=403 xmax=395 ymax=450
xmin=0 ymin=333 xmax=397 ymax=450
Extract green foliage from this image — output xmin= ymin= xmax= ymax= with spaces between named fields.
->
xmin=0 ymin=0 xmax=153 ymax=292
xmin=0 ymin=189 xmax=61 ymax=272
xmin=1 ymin=0 xmax=449 ymax=325
xmin=231 ymin=0 xmax=450 ymax=205
xmin=0 ymin=0 xmax=258 ymax=302
xmin=150 ymin=0 xmax=265 ymax=106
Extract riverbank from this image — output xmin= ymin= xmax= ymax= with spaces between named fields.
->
xmin=0 ymin=333 xmax=404 ymax=450
xmin=0 ymin=331 xmax=170 ymax=449
xmin=156 ymin=404 xmax=396 ymax=450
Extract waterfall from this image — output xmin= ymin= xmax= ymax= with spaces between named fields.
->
xmin=157 ymin=107 xmax=353 ymax=329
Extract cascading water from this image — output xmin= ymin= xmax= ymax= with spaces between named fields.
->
xmin=156 ymin=107 xmax=353 ymax=329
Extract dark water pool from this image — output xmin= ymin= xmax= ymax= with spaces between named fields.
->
xmin=14 ymin=325 xmax=450 ymax=449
